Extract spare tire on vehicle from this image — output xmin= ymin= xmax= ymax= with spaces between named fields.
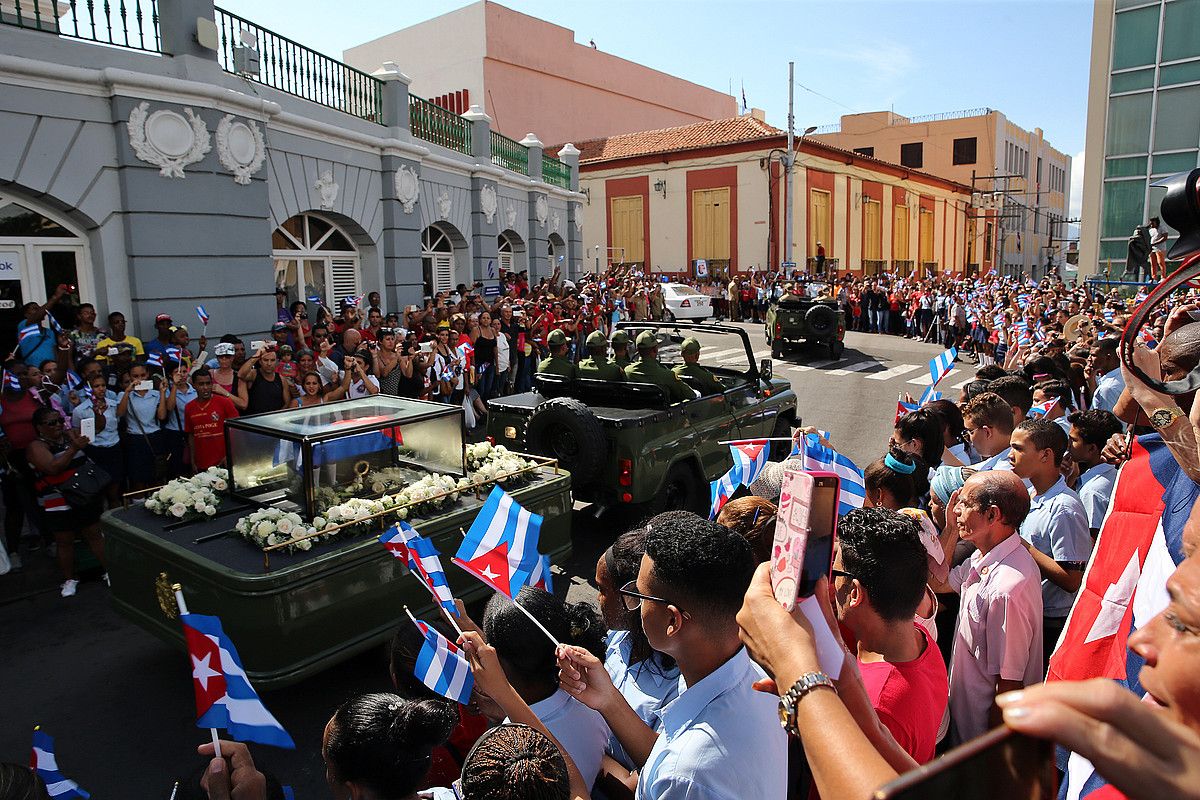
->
xmin=524 ymin=397 xmax=607 ymax=485
xmin=805 ymin=304 xmax=837 ymax=337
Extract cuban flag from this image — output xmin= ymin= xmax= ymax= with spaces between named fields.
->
xmin=17 ymin=323 xmax=41 ymax=344
xmin=993 ymin=312 xmax=1006 ymax=328
xmin=1028 ymin=397 xmax=1059 ymax=418
xmin=3 ymin=369 xmax=22 ymax=393
xmin=731 ymin=441 xmax=770 ymax=486
xmin=894 ymin=399 xmax=919 ymax=424
xmin=276 ymin=415 xmax=404 ymax=468
xmin=145 ymin=352 xmax=164 ymax=368
xmin=412 ymin=617 xmax=474 ymax=704
xmin=30 ymin=728 xmax=89 ymax=799
xmin=307 ymin=294 xmax=323 ymax=307
xmin=788 ymin=431 xmax=831 ymax=458
xmin=928 ymin=348 xmax=956 ymax=386
xmin=180 ymin=613 xmax=296 ymax=749
xmin=528 ymin=553 xmax=554 ymax=593
xmin=453 ymin=486 xmax=543 ymax=598
xmin=45 ymin=314 xmax=64 ymax=334
xmin=1017 ymin=329 xmax=1032 ymax=347
xmin=343 ymin=295 xmax=360 ymax=308
xmin=1139 ymin=328 xmax=1158 ymax=349
xmin=456 ymin=341 xmax=474 ymax=372
xmin=62 ymin=371 xmax=83 ymax=392
xmin=709 ymin=467 xmax=741 ymax=520
xmin=165 ymin=346 xmax=184 ymax=365
xmin=919 ymin=385 xmax=942 ymax=406
xmin=380 ymin=522 xmax=459 ymax=617
xmin=195 ymin=305 xmax=210 ymax=326
xmin=1048 ymin=435 xmax=1195 ymax=800
xmin=796 ymin=434 xmax=865 ymax=516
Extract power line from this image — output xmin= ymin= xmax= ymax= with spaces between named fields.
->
xmin=794 ymin=80 xmax=856 ymax=113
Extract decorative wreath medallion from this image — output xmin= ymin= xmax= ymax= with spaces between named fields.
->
xmin=395 ymin=165 xmax=419 ymax=214
xmin=128 ymin=101 xmax=211 ymax=178
xmin=535 ymin=194 xmax=549 ymax=227
xmin=215 ymin=114 xmax=266 ymax=185
xmin=504 ymin=203 xmax=517 ymax=230
xmin=155 ymin=572 xmax=179 ymax=619
xmin=573 ymin=203 xmax=583 ymax=232
xmin=480 ymin=184 xmax=498 ymax=225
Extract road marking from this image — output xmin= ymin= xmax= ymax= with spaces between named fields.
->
xmin=708 ymin=347 xmax=747 ymax=360
xmin=808 ymin=358 xmax=842 ymax=368
xmin=950 ymin=376 xmax=975 ymax=389
xmin=908 ymin=373 xmax=934 ymax=386
xmin=866 ymin=364 xmax=924 ymax=381
xmin=825 ymin=360 xmax=879 ymax=376
xmin=788 ymin=364 xmax=815 ymax=372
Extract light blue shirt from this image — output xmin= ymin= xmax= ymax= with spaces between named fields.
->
xmin=1091 ymin=367 xmax=1126 ymax=415
xmin=523 ymin=689 xmax=610 ymax=790
xmin=604 ymin=629 xmax=680 ymax=769
xmin=123 ymin=388 xmax=163 ymax=434
xmin=1019 ymin=476 xmax=1093 ymax=618
xmin=1077 ymin=462 xmax=1118 ymax=531
xmin=164 ymin=384 xmax=197 ymax=431
xmin=637 ymin=647 xmax=786 ymax=800
xmin=973 ymin=446 xmax=1033 ymax=489
xmin=71 ymin=392 xmax=120 ymax=448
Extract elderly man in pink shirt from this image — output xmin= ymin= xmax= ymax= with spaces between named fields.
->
xmin=931 ymin=470 xmax=1044 ymax=744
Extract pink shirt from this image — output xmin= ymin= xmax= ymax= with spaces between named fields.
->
xmin=859 ymin=624 xmax=949 ymax=764
xmin=948 ymin=533 xmax=1043 ymax=743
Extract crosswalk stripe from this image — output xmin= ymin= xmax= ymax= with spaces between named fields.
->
xmin=825 ymin=360 xmax=879 ymax=376
xmin=950 ymin=376 xmax=974 ymax=389
xmin=709 ymin=347 xmax=747 ymax=361
xmin=866 ymin=364 xmax=924 ymax=381
xmin=808 ymin=358 xmax=842 ymax=368
xmin=908 ymin=373 xmax=934 ymax=386
xmin=788 ymin=365 xmax=815 ymax=372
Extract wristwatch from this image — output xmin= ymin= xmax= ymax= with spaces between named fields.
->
xmin=778 ymin=671 xmax=836 ymax=735
xmin=1149 ymin=406 xmax=1185 ymax=430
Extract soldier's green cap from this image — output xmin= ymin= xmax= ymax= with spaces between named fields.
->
xmin=610 ymin=330 xmax=631 ymax=345
xmin=585 ymin=330 xmax=608 ymax=348
xmin=547 ymin=329 xmax=568 ymax=346
xmin=635 ymin=330 xmax=659 ymax=350
xmin=681 ymin=337 xmax=701 ymax=355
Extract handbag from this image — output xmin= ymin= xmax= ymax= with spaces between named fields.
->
xmin=60 ymin=458 xmax=111 ymax=508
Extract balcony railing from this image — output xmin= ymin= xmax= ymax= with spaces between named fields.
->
xmin=490 ymin=130 xmax=528 ymax=174
xmin=542 ymin=154 xmax=571 ymax=189
xmin=214 ymin=6 xmax=383 ymax=123
xmin=0 ymin=0 xmax=160 ymax=52
xmin=892 ymin=259 xmax=915 ymax=272
xmin=863 ymin=259 xmax=888 ymax=275
xmin=409 ymin=94 xmax=471 ymax=156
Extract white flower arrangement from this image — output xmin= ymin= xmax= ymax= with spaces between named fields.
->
xmin=144 ymin=467 xmax=229 ymax=521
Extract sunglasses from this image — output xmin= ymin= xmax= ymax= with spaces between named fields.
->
xmin=831 ymin=568 xmax=855 ymax=581
xmin=618 ymin=579 xmax=690 ymax=617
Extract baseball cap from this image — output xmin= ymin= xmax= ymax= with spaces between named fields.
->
xmin=155 ymin=313 xmax=172 ymax=323
xmin=214 ymin=343 xmax=235 ymax=356
xmin=547 ymin=329 xmax=568 ymax=347
xmin=635 ymin=330 xmax=658 ymax=351
xmin=271 ymin=322 xmax=289 ymax=333
xmin=610 ymin=330 xmax=631 ymax=346
xmin=585 ymin=330 xmax=607 ymax=348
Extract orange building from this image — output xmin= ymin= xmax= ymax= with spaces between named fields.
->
xmin=566 ymin=116 xmax=981 ymax=277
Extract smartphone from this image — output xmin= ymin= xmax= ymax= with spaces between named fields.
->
xmin=771 ymin=467 xmax=840 ymax=610
xmin=135 ymin=380 xmax=153 ymax=391
xmin=419 ymin=341 xmax=433 ymax=353
xmin=1189 ymin=308 xmax=1200 ymax=322
xmin=79 ymin=417 xmax=96 ymax=441
xmin=250 ymin=340 xmax=267 ymax=352
xmin=872 ymin=727 xmax=1056 ymax=800
xmin=107 ymin=347 xmax=119 ymax=356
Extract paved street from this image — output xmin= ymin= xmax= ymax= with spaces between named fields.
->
xmin=0 ymin=325 xmax=972 ymax=796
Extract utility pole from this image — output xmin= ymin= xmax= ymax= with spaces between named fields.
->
xmin=785 ymin=61 xmax=794 ymax=272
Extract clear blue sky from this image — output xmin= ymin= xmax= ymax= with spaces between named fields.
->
xmin=221 ymin=0 xmax=1093 ymax=212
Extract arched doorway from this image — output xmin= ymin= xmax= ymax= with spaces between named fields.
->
xmin=498 ymin=230 xmax=524 ymax=276
xmin=0 ymin=193 xmax=91 ymax=352
xmin=547 ymin=233 xmax=565 ymax=272
xmin=422 ymin=224 xmax=457 ymax=299
xmin=272 ymin=212 xmax=360 ymax=309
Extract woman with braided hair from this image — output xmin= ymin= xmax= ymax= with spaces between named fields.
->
xmin=458 ymin=723 xmax=571 ymax=800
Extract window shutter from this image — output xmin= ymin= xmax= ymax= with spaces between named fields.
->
xmin=433 ymin=254 xmax=454 ymax=293
xmin=330 ymin=258 xmax=359 ymax=307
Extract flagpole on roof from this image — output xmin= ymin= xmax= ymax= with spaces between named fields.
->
xmin=174 ymin=585 xmax=222 ymax=760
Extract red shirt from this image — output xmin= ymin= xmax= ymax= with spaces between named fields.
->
xmin=858 ymin=625 xmax=948 ymax=764
xmin=0 ymin=392 xmax=43 ymax=450
xmin=421 ymin=704 xmax=490 ymax=789
xmin=183 ymin=395 xmax=239 ymax=471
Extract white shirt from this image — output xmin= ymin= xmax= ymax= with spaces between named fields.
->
xmin=948 ymin=534 xmax=1043 ymax=743
xmin=346 ymin=375 xmax=379 ymax=399
xmin=522 ymin=688 xmax=610 ymax=789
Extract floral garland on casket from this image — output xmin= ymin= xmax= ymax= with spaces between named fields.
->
xmin=143 ymin=467 xmax=229 ymax=521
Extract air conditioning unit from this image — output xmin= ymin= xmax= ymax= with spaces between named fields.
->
xmin=233 ymin=28 xmax=259 ymax=76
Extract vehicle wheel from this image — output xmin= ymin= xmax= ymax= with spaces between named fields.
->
xmin=640 ymin=461 xmax=707 ymax=519
xmin=829 ymin=339 xmax=845 ymax=359
xmin=768 ymin=414 xmax=793 ymax=461
xmin=806 ymin=305 xmax=837 ymax=337
xmin=771 ymin=340 xmax=785 ymax=360
xmin=525 ymin=398 xmax=607 ymax=485
xmin=665 ymin=310 xmax=676 ymax=322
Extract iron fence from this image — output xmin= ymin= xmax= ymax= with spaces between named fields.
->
xmin=0 ymin=0 xmax=160 ymax=52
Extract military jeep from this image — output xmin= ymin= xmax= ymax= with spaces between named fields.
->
xmin=486 ymin=323 xmax=798 ymax=517
xmin=766 ymin=288 xmax=846 ymax=360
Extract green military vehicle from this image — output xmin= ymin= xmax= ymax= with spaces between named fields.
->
xmin=486 ymin=323 xmax=798 ymax=516
xmin=766 ymin=284 xmax=846 ymax=360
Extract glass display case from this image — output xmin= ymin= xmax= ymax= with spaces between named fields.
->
xmin=225 ymin=397 xmax=464 ymax=519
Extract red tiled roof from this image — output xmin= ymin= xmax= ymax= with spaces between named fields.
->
xmin=560 ymin=115 xmax=784 ymax=163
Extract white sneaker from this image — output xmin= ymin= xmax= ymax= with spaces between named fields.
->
xmin=60 ymin=579 xmax=78 ymax=598
xmin=103 ymin=573 xmax=110 ymax=587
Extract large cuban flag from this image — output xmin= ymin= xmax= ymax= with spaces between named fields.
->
xmin=275 ymin=414 xmax=404 ymax=468
xmin=453 ymin=486 xmax=543 ymax=598
xmin=1048 ymin=435 xmax=1196 ymax=800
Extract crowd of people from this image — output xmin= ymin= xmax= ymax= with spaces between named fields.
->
xmin=4 ymin=256 xmax=1200 ymax=799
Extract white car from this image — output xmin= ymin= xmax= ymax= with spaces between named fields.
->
xmin=662 ymin=283 xmax=711 ymax=321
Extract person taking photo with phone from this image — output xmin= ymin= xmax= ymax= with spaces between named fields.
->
xmin=116 ymin=361 xmax=169 ymax=492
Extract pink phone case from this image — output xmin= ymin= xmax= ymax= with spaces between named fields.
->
xmin=771 ymin=468 xmax=839 ymax=611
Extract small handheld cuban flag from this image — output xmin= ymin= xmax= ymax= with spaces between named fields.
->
xmin=3 ymin=369 xmax=22 ymax=393
xmin=894 ymin=398 xmax=919 ymax=424
xmin=928 ymin=348 xmax=956 ymax=386
xmin=708 ymin=440 xmax=770 ymax=519
xmin=453 ymin=486 xmax=543 ymax=598
xmin=797 ymin=434 xmax=866 ymax=516
xmin=307 ymin=294 xmax=323 ymax=307
xmin=1028 ymin=397 xmax=1058 ymax=418
xmin=195 ymin=305 xmax=210 ymax=326
xmin=31 ymin=728 xmax=89 ymax=799
xmin=918 ymin=384 xmax=942 ymax=406
xmin=45 ymin=314 xmax=63 ymax=334
xmin=180 ymin=612 xmax=296 ymax=748
xmin=164 ymin=346 xmax=183 ymax=365
xmin=63 ymin=371 xmax=83 ymax=392
xmin=410 ymin=615 xmax=474 ymax=704
xmin=145 ymin=352 xmax=164 ymax=368
xmin=1139 ymin=328 xmax=1158 ymax=349
xmin=528 ymin=553 xmax=554 ymax=593
xmin=380 ymin=522 xmax=459 ymax=617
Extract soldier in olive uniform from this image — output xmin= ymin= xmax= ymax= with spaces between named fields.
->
xmin=625 ymin=330 xmax=693 ymax=403
xmin=610 ymin=329 xmax=632 ymax=369
xmin=578 ymin=330 xmax=625 ymax=381
xmin=537 ymin=329 xmax=577 ymax=379
xmin=673 ymin=337 xmax=723 ymax=395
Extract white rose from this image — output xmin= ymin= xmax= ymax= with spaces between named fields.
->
xmin=277 ymin=519 xmax=294 ymax=535
xmin=193 ymin=500 xmax=206 ymax=512
xmin=170 ymin=503 xmax=187 ymax=518
xmin=313 ymin=517 xmax=327 ymax=529
xmin=326 ymin=508 xmax=342 ymax=522
xmin=213 ymin=479 xmax=227 ymax=491
xmin=256 ymin=521 xmax=276 ymax=537
xmin=296 ymin=537 xmax=313 ymax=551
xmin=204 ymin=505 xmax=216 ymax=516
xmin=396 ymin=507 xmax=408 ymax=520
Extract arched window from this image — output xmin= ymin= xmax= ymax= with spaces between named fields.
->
xmin=272 ymin=213 xmax=360 ymax=309
xmin=497 ymin=230 xmax=525 ymax=276
xmin=422 ymin=225 xmax=456 ymax=298
xmin=547 ymin=233 xmax=565 ymax=272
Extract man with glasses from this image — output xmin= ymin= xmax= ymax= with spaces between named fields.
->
xmin=929 ymin=470 xmax=1042 ymax=744
xmin=830 ymin=507 xmax=949 ymax=763
xmin=557 ymin=513 xmax=786 ymax=799
xmin=963 ymin=391 xmax=1018 ymax=473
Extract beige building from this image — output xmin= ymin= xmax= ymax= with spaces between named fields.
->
xmin=343 ymin=1 xmax=736 ymax=146
xmin=568 ymin=115 xmax=977 ymax=278
xmin=1079 ymin=0 xmax=1200 ymax=279
xmin=813 ymin=109 xmax=1071 ymax=277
